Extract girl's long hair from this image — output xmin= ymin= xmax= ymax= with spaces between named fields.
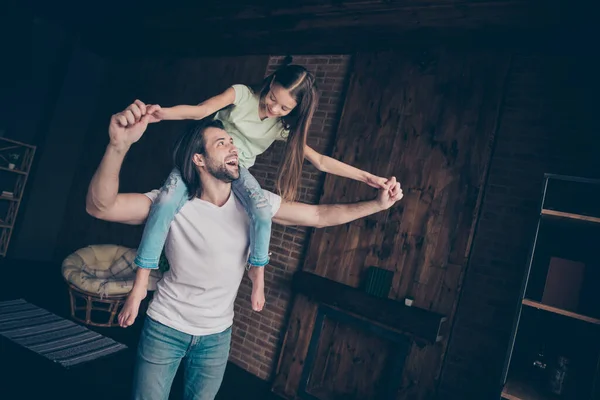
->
xmin=255 ymin=61 xmax=318 ymax=201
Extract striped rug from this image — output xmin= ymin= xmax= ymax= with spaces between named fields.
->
xmin=0 ymin=299 xmax=128 ymax=368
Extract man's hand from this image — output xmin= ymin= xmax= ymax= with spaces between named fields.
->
xmin=376 ymin=177 xmax=403 ymax=210
xmin=108 ymin=100 xmax=159 ymax=151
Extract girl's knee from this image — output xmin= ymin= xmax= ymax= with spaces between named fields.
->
xmin=156 ymin=179 xmax=188 ymax=209
xmin=252 ymin=202 xmax=273 ymax=224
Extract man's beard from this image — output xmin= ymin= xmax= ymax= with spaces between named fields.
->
xmin=204 ymin=155 xmax=239 ymax=183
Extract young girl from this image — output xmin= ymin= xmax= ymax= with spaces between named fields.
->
xmin=121 ymin=64 xmax=389 ymax=325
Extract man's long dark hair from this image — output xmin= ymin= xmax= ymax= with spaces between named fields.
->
xmin=172 ymin=118 xmax=225 ymax=199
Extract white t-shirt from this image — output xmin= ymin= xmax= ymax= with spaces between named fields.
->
xmin=144 ymin=188 xmax=282 ymax=336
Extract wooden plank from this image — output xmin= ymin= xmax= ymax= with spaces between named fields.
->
xmin=0 ymin=167 xmax=27 ymax=175
xmin=0 ymin=136 xmax=36 ymax=149
xmin=541 ymin=209 xmax=600 ymax=224
xmin=292 ymin=271 xmax=446 ymax=343
xmin=522 ymin=299 xmax=600 ymax=325
xmin=47 ymin=1 xmax=553 ymax=35
xmin=305 ymin=314 xmax=400 ymax=399
xmin=49 ymin=0 xmax=561 ymax=58
xmin=136 ymin=1 xmax=539 ymax=25
xmin=501 ymin=378 xmax=553 ymax=400
xmin=272 ymin=296 xmax=319 ymax=398
xmin=83 ymin=27 xmax=562 ymax=60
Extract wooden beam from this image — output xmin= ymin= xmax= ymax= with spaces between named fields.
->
xmin=78 ymin=25 xmax=568 ymax=59
xmin=136 ymin=0 xmax=546 ymax=31
xmin=31 ymin=0 xmax=566 ymax=58
xmin=291 ymin=271 xmax=447 ymax=343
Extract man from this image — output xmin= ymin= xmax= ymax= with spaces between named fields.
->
xmin=86 ymin=100 xmax=403 ymax=400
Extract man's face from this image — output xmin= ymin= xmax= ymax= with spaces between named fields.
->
xmin=198 ymin=127 xmax=240 ymax=182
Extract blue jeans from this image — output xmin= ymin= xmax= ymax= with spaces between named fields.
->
xmin=132 ymin=317 xmax=232 ymax=400
xmin=134 ymin=167 xmax=272 ymax=268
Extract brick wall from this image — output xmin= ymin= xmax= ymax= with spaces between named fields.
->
xmin=438 ymin=52 xmax=598 ymax=399
xmin=228 ymin=55 xmax=352 ymax=378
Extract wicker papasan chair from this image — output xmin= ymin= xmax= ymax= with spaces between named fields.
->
xmin=61 ymin=244 xmax=163 ymax=327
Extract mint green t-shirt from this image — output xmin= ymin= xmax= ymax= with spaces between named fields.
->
xmin=214 ymin=84 xmax=289 ymax=169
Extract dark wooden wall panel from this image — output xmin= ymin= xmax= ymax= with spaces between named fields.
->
xmin=307 ymin=316 xmax=399 ymax=399
xmin=54 ymin=56 xmax=269 ymax=260
xmin=274 ymin=50 xmax=510 ymax=399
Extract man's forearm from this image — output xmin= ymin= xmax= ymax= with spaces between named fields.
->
xmin=316 ymin=199 xmax=383 ymax=228
xmin=86 ymin=143 xmax=128 ymax=215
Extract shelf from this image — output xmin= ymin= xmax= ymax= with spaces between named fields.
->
xmin=292 ymin=271 xmax=447 ymax=343
xmin=501 ymin=379 xmax=553 ymax=400
xmin=0 ymin=166 xmax=27 ymax=175
xmin=522 ymin=299 xmax=600 ymax=325
xmin=0 ymin=137 xmax=35 ymax=257
xmin=541 ymin=209 xmax=600 ymax=224
xmin=0 ymin=136 xmax=36 ymax=149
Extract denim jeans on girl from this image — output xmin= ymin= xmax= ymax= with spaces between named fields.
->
xmin=134 ymin=167 xmax=272 ymax=269
xmin=132 ymin=316 xmax=231 ymax=400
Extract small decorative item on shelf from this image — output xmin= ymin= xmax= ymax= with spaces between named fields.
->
xmin=0 ymin=152 xmax=21 ymax=170
xmin=531 ymin=344 xmax=548 ymax=388
xmin=8 ymin=153 xmax=20 ymax=170
xmin=548 ymin=356 xmax=570 ymax=396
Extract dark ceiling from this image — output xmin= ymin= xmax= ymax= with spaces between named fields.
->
xmin=28 ymin=0 xmax=579 ymax=57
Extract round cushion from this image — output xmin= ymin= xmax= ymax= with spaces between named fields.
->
xmin=62 ymin=244 xmax=161 ymax=297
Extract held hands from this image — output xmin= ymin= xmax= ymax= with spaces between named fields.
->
xmin=365 ymin=173 xmax=404 ymax=209
xmin=365 ymin=173 xmax=390 ymax=190
xmin=376 ymin=177 xmax=403 ymax=210
xmin=146 ymin=104 xmax=167 ymax=122
xmin=108 ymin=100 xmax=160 ymax=151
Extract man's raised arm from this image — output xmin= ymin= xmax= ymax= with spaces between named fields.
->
xmin=273 ymin=177 xmax=403 ymax=228
xmin=86 ymin=100 xmax=158 ymax=225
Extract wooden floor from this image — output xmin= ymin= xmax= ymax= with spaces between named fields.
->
xmin=0 ymin=257 xmax=281 ymax=400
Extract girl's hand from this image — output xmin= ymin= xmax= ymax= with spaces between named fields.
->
xmin=365 ymin=173 xmax=390 ymax=190
xmin=146 ymin=104 xmax=165 ymax=123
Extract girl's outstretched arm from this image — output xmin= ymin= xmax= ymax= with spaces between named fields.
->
xmin=304 ymin=145 xmax=390 ymax=189
xmin=151 ymin=87 xmax=236 ymax=121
